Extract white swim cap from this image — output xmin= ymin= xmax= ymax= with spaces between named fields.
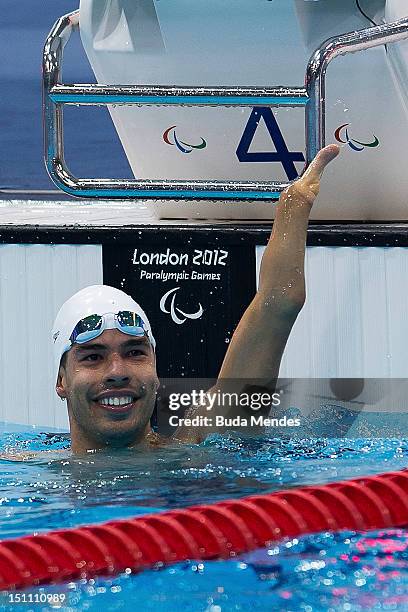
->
xmin=52 ymin=285 xmax=155 ymax=386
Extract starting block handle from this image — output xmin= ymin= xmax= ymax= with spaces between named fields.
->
xmin=43 ymin=11 xmax=408 ymax=201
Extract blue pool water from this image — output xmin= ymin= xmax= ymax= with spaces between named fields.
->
xmin=1 ymin=430 xmax=408 ymax=610
xmin=0 ymin=0 xmax=132 ymax=193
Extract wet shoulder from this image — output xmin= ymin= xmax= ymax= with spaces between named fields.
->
xmin=0 ymin=449 xmax=67 ymax=461
xmin=146 ymin=430 xmax=198 ymax=447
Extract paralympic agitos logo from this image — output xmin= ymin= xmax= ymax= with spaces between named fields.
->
xmin=334 ymin=124 xmax=380 ymax=152
xmin=160 ymin=287 xmax=204 ymax=325
xmin=162 ymin=126 xmax=207 ymax=154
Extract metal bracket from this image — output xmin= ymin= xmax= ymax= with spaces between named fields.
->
xmin=43 ymin=11 xmax=408 ymax=201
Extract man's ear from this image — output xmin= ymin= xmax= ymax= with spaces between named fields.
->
xmin=56 ymin=365 xmax=67 ymax=400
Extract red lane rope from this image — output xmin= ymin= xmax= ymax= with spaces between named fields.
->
xmin=2 ymin=468 xmax=408 ymax=590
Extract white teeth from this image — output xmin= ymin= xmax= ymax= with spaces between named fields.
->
xmin=99 ymin=396 xmax=133 ymax=406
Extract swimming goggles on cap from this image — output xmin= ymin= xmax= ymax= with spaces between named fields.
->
xmin=67 ymin=311 xmax=149 ymax=349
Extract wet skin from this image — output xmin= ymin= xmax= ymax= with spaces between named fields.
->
xmin=2 ymin=145 xmax=341 ymax=459
xmin=56 ymin=329 xmax=160 ymax=453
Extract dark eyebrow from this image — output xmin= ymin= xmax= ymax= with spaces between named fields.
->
xmin=74 ymin=337 xmax=150 ymax=354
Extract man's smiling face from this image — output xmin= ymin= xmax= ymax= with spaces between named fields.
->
xmin=57 ymin=329 xmax=159 ymax=452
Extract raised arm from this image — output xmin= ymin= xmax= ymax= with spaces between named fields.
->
xmin=217 ymin=144 xmax=340 ymax=383
xmin=175 ymin=144 xmax=340 ymax=442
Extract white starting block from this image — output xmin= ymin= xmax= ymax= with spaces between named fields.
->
xmin=43 ymin=0 xmax=408 ymax=220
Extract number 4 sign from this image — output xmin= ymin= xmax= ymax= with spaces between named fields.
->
xmin=236 ymin=107 xmax=305 ymax=181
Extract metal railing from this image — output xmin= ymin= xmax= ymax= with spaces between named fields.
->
xmin=43 ymin=11 xmax=408 ymax=201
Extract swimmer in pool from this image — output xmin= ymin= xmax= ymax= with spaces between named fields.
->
xmin=5 ymin=144 xmax=340 ymax=457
